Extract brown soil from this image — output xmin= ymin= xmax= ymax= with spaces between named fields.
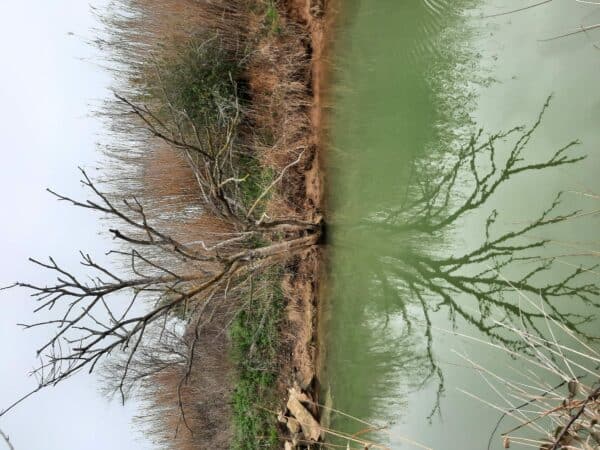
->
xmin=273 ymin=0 xmax=334 ymax=440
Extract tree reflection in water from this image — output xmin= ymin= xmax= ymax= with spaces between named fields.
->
xmin=327 ymin=98 xmax=599 ymax=429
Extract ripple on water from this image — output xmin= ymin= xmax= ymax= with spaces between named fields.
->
xmin=422 ymin=0 xmax=452 ymax=17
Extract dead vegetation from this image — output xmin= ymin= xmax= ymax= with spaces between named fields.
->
xmin=457 ymin=190 xmax=600 ymax=450
xmin=2 ymin=0 xmax=323 ymax=449
xmin=460 ymin=294 xmax=600 ymax=450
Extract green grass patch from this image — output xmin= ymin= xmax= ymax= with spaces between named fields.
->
xmin=264 ymin=1 xmax=282 ymax=35
xmin=151 ymin=34 xmax=244 ymax=129
xmin=238 ymin=155 xmax=276 ymax=215
xmin=230 ymin=269 xmax=284 ymax=450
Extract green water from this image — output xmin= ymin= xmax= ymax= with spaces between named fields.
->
xmin=323 ymin=1 xmax=600 ymax=449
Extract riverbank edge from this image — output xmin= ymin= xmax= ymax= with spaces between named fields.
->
xmin=271 ymin=0 xmax=333 ymax=446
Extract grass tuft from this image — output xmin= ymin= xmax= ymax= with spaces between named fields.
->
xmin=238 ymin=155 xmax=276 ymax=213
xmin=264 ymin=1 xmax=282 ymax=35
xmin=230 ymin=269 xmax=284 ymax=450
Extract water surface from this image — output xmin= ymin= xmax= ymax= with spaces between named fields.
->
xmin=323 ymin=1 xmax=600 ymax=448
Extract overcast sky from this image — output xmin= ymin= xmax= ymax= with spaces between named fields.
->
xmin=0 ymin=2 xmax=152 ymax=449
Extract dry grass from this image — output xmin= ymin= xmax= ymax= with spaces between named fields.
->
xmin=124 ymin=298 xmax=238 ymax=450
xmin=246 ymin=28 xmax=313 ymax=215
xmin=458 ymin=308 xmax=600 ymax=449
xmin=92 ymin=1 xmax=318 ymax=449
xmin=458 ymin=188 xmax=600 ymax=450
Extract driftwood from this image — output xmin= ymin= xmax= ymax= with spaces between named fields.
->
xmin=286 ymin=387 xmax=321 ymax=442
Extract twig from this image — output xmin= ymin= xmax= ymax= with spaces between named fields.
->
xmin=483 ymin=0 xmax=552 ymax=19
xmin=540 ymin=23 xmax=600 ymax=42
xmin=246 ymin=149 xmax=305 ymax=218
xmin=550 ymin=386 xmax=600 ymax=450
xmin=0 ymin=429 xmax=15 ymax=450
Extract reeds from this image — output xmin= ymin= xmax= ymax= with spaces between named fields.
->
xmin=90 ymin=1 xmax=318 ymax=448
xmin=458 ymin=204 xmax=600 ymax=450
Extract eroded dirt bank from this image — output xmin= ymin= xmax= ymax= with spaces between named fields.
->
xmin=272 ymin=0 xmax=333 ymax=447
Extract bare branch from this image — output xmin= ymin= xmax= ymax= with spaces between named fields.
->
xmin=0 ymin=429 xmax=15 ymax=450
xmin=246 ymin=149 xmax=305 ymax=218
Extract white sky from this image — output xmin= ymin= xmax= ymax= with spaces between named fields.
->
xmin=0 ymin=2 xmax=152 ymax=449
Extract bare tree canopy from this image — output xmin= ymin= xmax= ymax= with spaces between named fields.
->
xmin=1 ymin=47 xmax=319 ymax=421
xmin=1 ymin=163 xmax=319 ymax=418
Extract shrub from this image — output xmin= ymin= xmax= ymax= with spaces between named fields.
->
xmin=150 ymin=34 xmax=245 ymax=129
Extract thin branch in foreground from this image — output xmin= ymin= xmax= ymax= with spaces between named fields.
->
xmin=483 ymin=0 xmax=553 ymax=19
xmin=0 ymin=429 xmax=15 ymax=450
xmin=246 ymin=148 xmax=305 ymax=219
xmin=540 ymin=23 xmax=600 ymax=42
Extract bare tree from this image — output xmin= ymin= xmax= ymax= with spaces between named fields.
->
xmin=0 ymin=157 xmax=319 ymax=416
xmin=1 ymin=6 xmax=321 ymax=449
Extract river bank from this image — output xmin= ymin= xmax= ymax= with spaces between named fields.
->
xmin=80 ymin=1 xmax=333 ymax=448
xmin=268 ymin=0 xmax=331 ymax=447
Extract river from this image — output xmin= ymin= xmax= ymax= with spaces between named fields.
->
xmin=322 ymin=1 xmax=600 ymax=449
